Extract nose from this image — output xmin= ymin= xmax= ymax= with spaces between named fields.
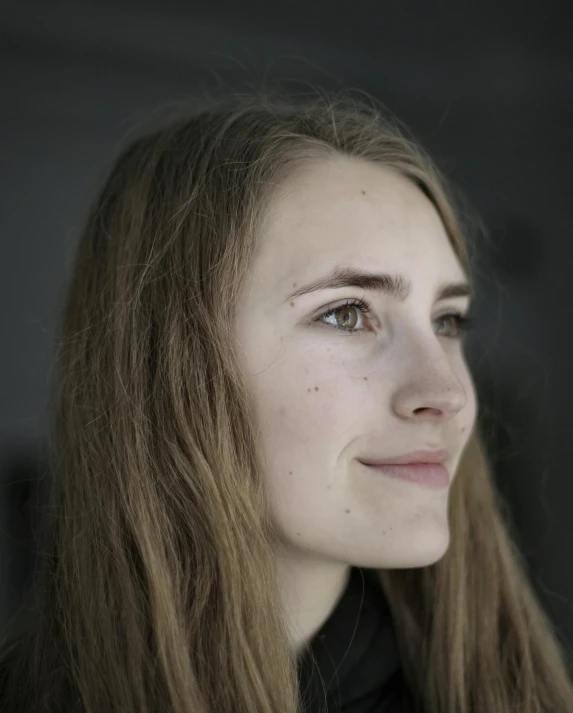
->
xmin=390 ymin=351 xmax=469 ymax=422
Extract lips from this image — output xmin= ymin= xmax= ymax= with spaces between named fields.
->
xmin=358 ymin=448 xmax=450 ymax=466
xmin=361 ymin=462 xmax=450 ymax=487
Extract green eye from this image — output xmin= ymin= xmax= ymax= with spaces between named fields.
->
xmin=313 ymin=298 xmax=372 ymax=336
xmin=313 ymin=299 xmax=476 ymax=340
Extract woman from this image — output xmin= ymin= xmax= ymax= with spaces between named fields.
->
xmin=1 ymin=88 xmax=572 ymax=712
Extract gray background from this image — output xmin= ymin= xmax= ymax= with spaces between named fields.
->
xmin=1 ymin=0 xmax=572 ymax=672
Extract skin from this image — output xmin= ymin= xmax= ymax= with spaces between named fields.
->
xmin=233 ymin=156 xmax=477 ymax=655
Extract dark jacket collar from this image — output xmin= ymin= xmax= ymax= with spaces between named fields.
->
xmin=296 ymin=566 xmax=417 ymax=712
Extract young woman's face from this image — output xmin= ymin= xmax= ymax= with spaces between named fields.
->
xmin=234 ymin=157 xmax=477 ymax=571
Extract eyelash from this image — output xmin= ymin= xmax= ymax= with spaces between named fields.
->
xmin=312 ymin=298 xmax=476 ymax=340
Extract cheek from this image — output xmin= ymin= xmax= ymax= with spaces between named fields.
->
xmin=263 ymin=379 xmax=340 ymax=455
xmin=251 ymin=357 xmax=361 ymax=499
xmin=260 ymin=353 xmax=365 ymax=454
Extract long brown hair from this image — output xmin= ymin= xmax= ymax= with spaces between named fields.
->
xmin=1 ymin=87 xmax=572 ymax=713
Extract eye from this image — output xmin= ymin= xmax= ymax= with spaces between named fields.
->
xmin=312 ymin=299 xmax=475 ymax=340
xmin=312 ymin=298 xmax=373 ymax=336
xmin=435 ymin=313 xmax=476 ymax=340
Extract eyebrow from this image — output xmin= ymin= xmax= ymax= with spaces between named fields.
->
xmin=283 ymin=264 xmax=474 ymax=304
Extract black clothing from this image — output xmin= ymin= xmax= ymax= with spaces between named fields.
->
xmin=296 ymin=566 xmax=417 ymax=713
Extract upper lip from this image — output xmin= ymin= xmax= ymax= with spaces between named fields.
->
xmin=358 ymin=448 xmax=450 ymax=466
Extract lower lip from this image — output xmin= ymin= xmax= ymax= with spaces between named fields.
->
xmin=361 ymin=462 xmax=449 ymax=488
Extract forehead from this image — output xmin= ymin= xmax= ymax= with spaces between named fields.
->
xmin=253 ymin=157 xmax=464 ymax=293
